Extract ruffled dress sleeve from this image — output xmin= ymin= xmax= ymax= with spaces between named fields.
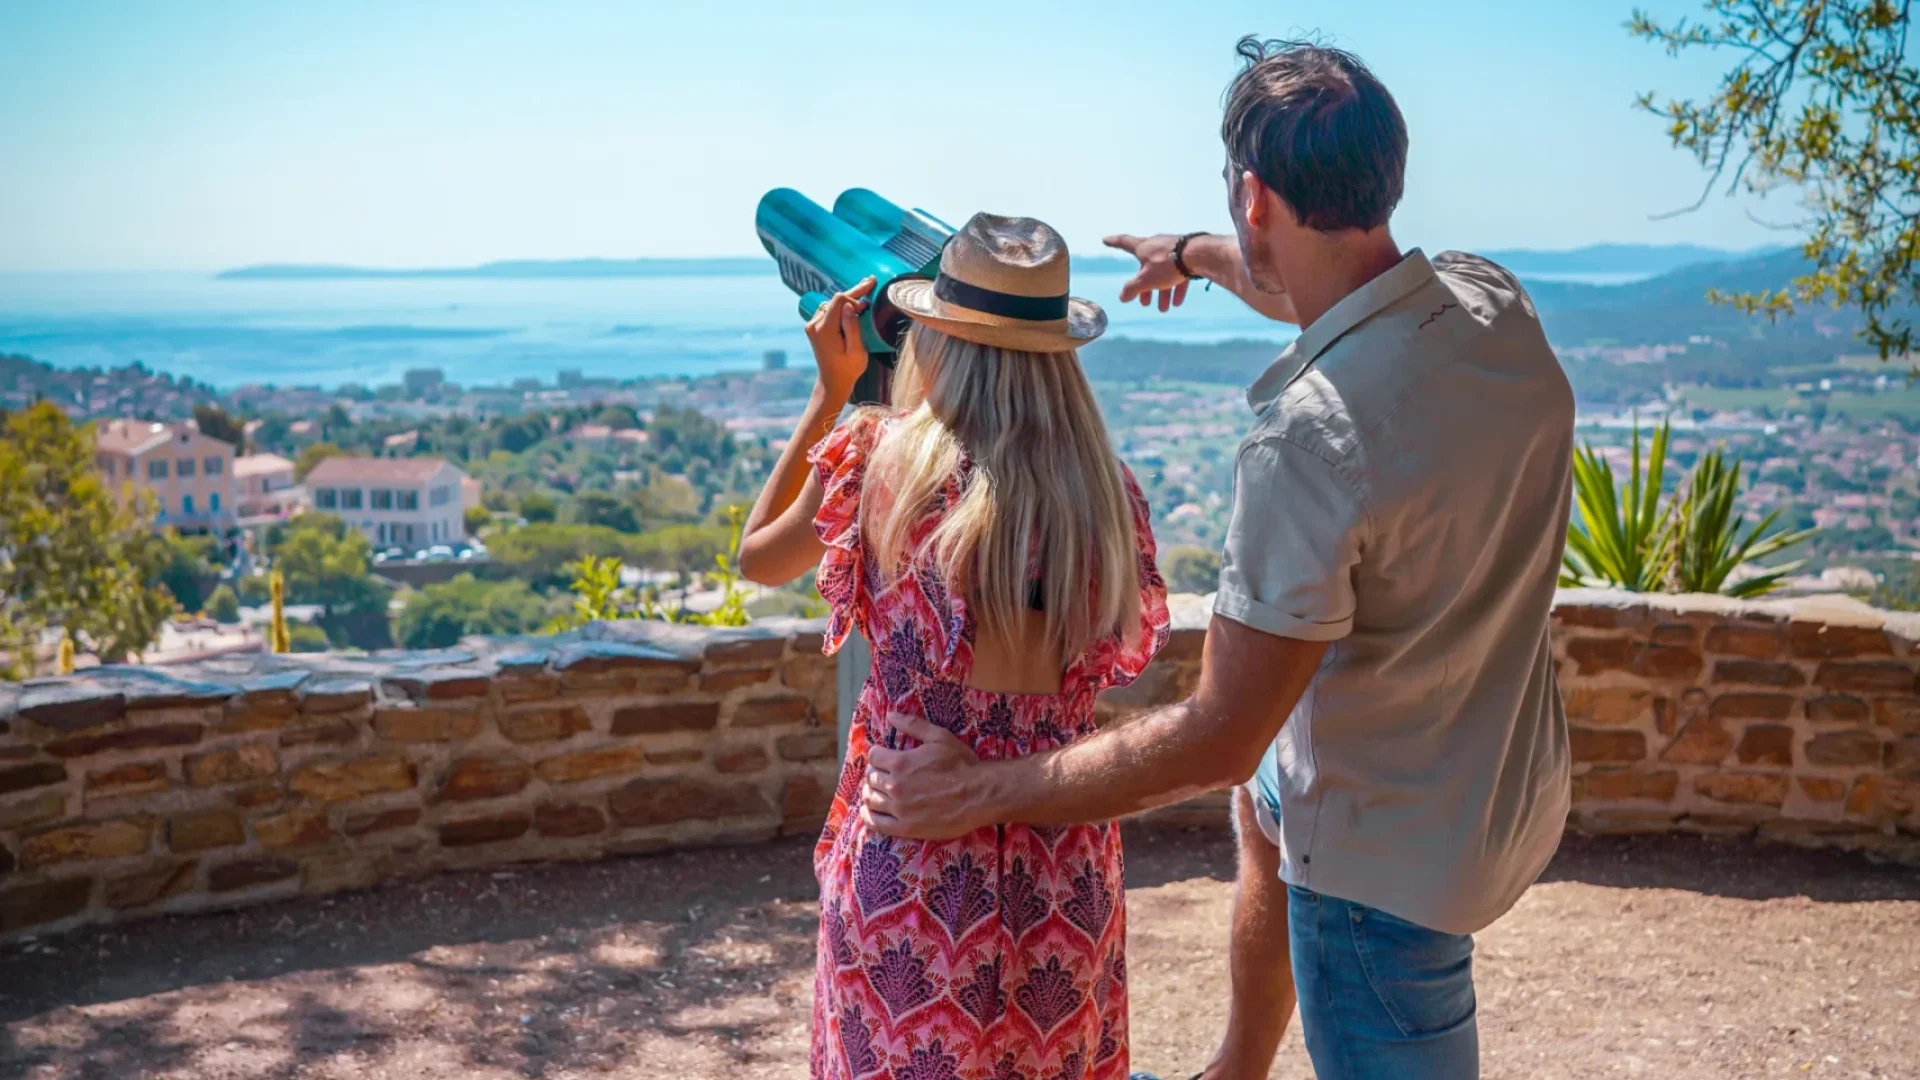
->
xmin=1095 ymin=464 xmax=1172 ymax=689
xmin=807 ymin=411 xmax=883 ymax=655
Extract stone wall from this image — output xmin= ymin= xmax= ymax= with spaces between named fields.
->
xmin=4 ymin=591 xmax=1919 ymax=941
xmin=1550 ymin=589 xmax=1920 ymax=855
xmin=0 ymin=619 xmax=840 ymax=941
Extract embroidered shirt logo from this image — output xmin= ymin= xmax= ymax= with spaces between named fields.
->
xmin=1418 ymin=302 xmax=1458 ymax=330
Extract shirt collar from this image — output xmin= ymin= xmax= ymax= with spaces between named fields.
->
xmin=1247 ymin=248 xmax=1437 ymax=414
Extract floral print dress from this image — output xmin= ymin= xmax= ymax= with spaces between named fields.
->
xmin=805 ymin=413 xmax=1171 ymax=1080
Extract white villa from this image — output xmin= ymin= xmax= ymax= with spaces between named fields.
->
xmin=303 ymin=456 xmax=472 ymax=550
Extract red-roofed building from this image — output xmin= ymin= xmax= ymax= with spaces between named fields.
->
xmin=95 ymin=419 xmax=237 ymax=534
xmin=303 ymin=456 xmax=470 ymax=550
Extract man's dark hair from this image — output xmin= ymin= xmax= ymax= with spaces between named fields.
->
xmin=1221 ymin=37 xmax=1408 ymax=232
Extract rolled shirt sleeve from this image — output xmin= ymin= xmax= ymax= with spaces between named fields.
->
xmin=1212 ymin=437 xmax=1366 ymax=641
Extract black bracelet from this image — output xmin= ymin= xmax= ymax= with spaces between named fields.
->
xmin=1170 ymin=231 xmax=1209 ymax=280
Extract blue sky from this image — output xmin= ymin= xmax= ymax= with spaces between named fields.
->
xmin=0 ymin=1 xmax=1792 ymax=272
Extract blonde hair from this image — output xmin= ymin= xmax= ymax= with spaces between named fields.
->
xmin=862 ymin=323 xmax=1140 ymax=661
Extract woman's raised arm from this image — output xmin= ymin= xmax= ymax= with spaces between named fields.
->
xmin=737 ymin=277 xmax=874 ymax=585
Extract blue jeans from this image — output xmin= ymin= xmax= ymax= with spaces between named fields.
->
xmin=1288 ymin=885 xmax=1479 ymax=1079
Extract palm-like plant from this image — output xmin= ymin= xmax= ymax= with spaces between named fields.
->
xmin=1561 ymin=418 xmax=1678 ymax=592
xmin=1670 ymin=447 xmax=1815 ymax=597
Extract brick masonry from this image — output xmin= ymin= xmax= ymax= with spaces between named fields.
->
xmin=0 ymin=617 xmax=840 ymax=941
xmin=4 ymin=592 xmax=1919 ymax=941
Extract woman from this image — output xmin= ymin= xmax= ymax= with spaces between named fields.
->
xmin=739 ymin=213 xmax=1169 ymax=1080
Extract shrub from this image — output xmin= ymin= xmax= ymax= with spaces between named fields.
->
xmin=207 ymin=584 xmax=241 ymax=624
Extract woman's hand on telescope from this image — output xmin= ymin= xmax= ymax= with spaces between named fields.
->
xmin=806 ymin=277 xmax=874 ymax=399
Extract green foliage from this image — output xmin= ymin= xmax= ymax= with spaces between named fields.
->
xmin=395 ymin=573 xmax=546 ymax=648
xmin=158 ymin=531 xmax=219 ymax=612
xmin=463 ymin=503 xmax=492 ymax=536
xmin=494 ymin=414 xmax=549 ymax=454
xmin=548 ymin=553 xmax=634 ymax=631
xmin=630 ymin=522 xmax=733 ymax=576
xmin=294 ymin=441 xmax=343 ymax=481
xmin=0 ymin=402 xmax=173 ymax=676
xmin=489 ymin=522 xmax=638 ymax=589
xmin=519 ymin=490 xmax=559 ymax=523
xmin=591 ymin=404 xmax=642 ymax=429
xmin=1867 ymin=561 xmax=1920 ymax=610
xmin=286 ymin=622 xmax=330 ymax=653
xmin=1563 ymin=418 xmax=1679 ymax=592
xmin=192 ymin=403 xmax=248 ymax=451
xmin=1161 ymin=544 xmax=1223 ymax=594
xmin=239 ymin=573 xmax=270 ymax=605
xmin=266 ymin=514 xmax=392 ymax=649
xmin=695 ymin=505 xmax=752 ymax=628
xmin=206 ymin=583 xmax=241 ymax=624
xmin=1564 ymin=417 xmax=1817 ymax=597
xmin=1670 ymin=448 xmax=1816 ymax=596
xmin=1631 ymin=1 xmax=1920 ymax=359
xmin=545 ymin=505 xmax=752 ymax=630
xmin=568 ymin=489 xmax=641 ymax=532
xmin=647 ymin=405 xmax=736 ymax=469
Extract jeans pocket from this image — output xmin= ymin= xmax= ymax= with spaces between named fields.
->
xmin=1348 ymin=905 xmax=1476 ymax=1038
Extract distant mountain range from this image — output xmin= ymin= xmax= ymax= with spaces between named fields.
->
xmin=216 ymin=243 xmax=1789 ymax=282
xmin=1483 ymin=243 xmax=1788 ymax=276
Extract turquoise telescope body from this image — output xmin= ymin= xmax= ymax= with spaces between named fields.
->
xmin=755 ymin=188 xmax=955 ymax=360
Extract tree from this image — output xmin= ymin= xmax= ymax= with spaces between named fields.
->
xmin=0 ymin=403 xmax=173 ymax=676
xmin=207 ymin=584 xmax=241 ymax=624
xmin=295 ymin=441 xmax=344 ymax=481
xmin=1632 ymin=1 xmax=1920 ymax=358
xmin=287 ymin=622 xmax=331 ymax=652
xmin=628 ymin=523 xmax=734 ymax=580
xmin=268 ymin=513 xmax=393 ymax=649
xmin=158 ymin=531 xmax=219 ymax=612
xmin=592 ymin=404 xmax=642 ymax=429
xmin=568 ymin=489 xmax=641 ymax=532
xmin=464 ymin=503 xmax=492 ymax=536
xmin=394 ymin=574 xmax=546 ymax=648
xmin=192 ymin=403 xmax=248 ymax=451
xmin=487 ymin=522 xmax=636 ymax=589
xmin=1161 ymin=545 xmax=1224 ymax=594
xmin=495 ymin=414 xmax=548 ymax=454
xmin=519 ymin=490 xmax=559 ymax=523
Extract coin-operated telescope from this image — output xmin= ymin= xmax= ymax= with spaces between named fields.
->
xmin=755 ymin=188 xmax=955 ymax=404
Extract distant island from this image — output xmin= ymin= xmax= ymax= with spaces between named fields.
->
xmin=215 ymin=244 xmax=1779 ymax=282
xmin=217 ymin=258 xmax=776 ymax=281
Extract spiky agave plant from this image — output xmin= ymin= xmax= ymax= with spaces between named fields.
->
xmin=1670 ymin=446 xmax=1815 ymax=598
xmin=1561 ymin=417 xmax=1678 ymax=592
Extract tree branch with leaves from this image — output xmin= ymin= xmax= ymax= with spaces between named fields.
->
xmin=1632 ymin=0 xmax=1920 ymax=359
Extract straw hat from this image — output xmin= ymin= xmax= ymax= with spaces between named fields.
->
xmin=888 ymin=213 xmax=1107 ymax=352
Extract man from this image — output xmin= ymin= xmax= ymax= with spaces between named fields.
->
xmin=863 ymin=37 xmax=1574 ymax=1080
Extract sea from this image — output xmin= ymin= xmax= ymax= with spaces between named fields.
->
xmin=0 ymin=267 xmax=1642 ymax=391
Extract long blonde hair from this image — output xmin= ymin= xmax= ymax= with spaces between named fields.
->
xmin=862 ymin=323 xmax=1139 ymax=661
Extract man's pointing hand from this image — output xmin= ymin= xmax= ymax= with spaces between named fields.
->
xmin=1104 ymin=233 xmax=1192 ymax=312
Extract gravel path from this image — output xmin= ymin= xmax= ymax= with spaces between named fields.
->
xmin=3 ymin=828 xmax=1917 ymax=1079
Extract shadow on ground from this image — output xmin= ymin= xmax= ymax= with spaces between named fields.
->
xmin=3 ymin=828 xmax=1917 ymax=1079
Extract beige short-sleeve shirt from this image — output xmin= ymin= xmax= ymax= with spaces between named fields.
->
xmin=1218 ymin=249 xmax=1575 ymax=935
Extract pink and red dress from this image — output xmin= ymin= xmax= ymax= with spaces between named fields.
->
xmin=805 ymin=413 xmax=1170 ymax=1080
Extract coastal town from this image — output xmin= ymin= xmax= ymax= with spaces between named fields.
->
xmin=7 ymin=335 xmax=1919 ymax=580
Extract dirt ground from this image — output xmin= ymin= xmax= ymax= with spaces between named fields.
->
xmin=2 ymin=827 xmax=1917 ymax=1080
